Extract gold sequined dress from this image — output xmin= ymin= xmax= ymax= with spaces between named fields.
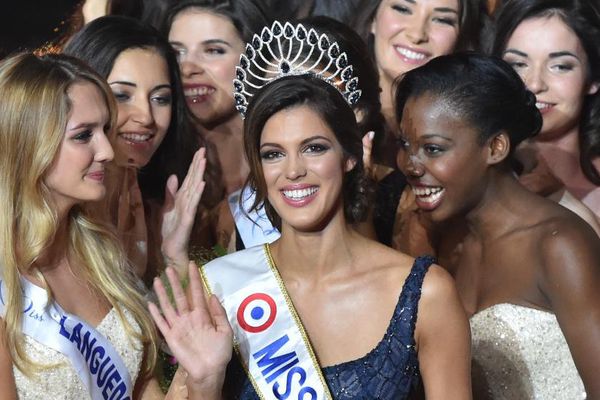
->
xmin=470 ymin=303 xmax=585 ymax=399
xmin=13 ymin=307 xmax=144 ymax=399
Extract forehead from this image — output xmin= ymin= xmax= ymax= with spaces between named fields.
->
xmin=377 ymin=0 xmax=460 ymax=12
xmin=260 ymin=105 xmax=337 ymax=143
xmin=400 ymin=93 xmax=475 ymax=136
xmin=169 ymin=8 xmax=241 ymax=41
xmin=506 ymin=15 xmax=585 ymax=56
xmin=109 ymin=48 xmax=169 ymax=82
xmin=66 ymin=82 xmax=109 ymax=127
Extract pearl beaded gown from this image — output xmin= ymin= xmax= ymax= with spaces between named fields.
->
xmin=470 ymin=304 xmax=585 ymax=400
xmin=224 ymin=256 xmax=435 ymax=399
xmin=13 ymin=308 xmax=144 ymax=399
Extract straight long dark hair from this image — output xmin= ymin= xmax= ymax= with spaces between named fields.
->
xmin=64 ymin=15 xmax=223 ymax=205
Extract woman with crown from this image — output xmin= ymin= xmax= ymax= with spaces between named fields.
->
xmin=148 ymin=22 xmax=471 ymax=400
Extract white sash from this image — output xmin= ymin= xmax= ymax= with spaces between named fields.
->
xmin=228 ymin=188 xmax=281 ymax=248
xmin=201 ymin=245 xmax=332 ymax=400
xmin=0 ymin=274 xmax=134 ymax=400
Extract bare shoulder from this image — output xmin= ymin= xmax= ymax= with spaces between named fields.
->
xmin=531 ymin=213 xmax=600 ymax=295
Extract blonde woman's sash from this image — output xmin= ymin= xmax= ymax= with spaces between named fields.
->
xmin=0 ymin=275 xmax=134 ymax=400
xmin=201 ymin=244 xmax=332 ymax=400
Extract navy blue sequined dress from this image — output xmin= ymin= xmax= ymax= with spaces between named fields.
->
xmin=223 ymin=255 xmax=435 ymax=399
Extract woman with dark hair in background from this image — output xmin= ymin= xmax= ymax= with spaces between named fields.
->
xmin=396 ymin=52 xmax=600 ymax=398
xmin=64 ymin=15 xmax=221 ymax=282
xmin=163 ymin=0 xmax=269 ymax=196
xmin=492 ymin=0 xmax=600 ymax=226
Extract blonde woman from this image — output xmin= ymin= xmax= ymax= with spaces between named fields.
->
xmin=0 ymin=52 xmax=174 ymax=399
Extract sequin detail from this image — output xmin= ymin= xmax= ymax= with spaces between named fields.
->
xmin=224 ymin=255 xmax=435 ymax=399
xmin=470 ymin=304 xmax=586 ymax=399
xmin=13 ymin=307 xmax=144 ymax=399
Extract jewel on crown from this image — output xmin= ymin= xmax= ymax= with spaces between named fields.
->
xmin=233 ymin=21 xmax=362 ymax=118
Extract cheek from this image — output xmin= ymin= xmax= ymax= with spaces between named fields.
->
xmin=262 ymin=163 xmax=281 ymax=189
xmin=430 ymin=29 xmax=458 ymax=55
xmin=154 ymin=106 xmax=172 ymax=136
xmin=115 ymin=105 xmax=128 ymax=131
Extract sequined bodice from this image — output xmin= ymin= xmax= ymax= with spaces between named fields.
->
xmin=13 ymin=307 xmax=144 ymax=399
xmin=224 ymin=255 xmax=434 ymax=399
xmin=470 ymin=303 xmax=585 ymax=400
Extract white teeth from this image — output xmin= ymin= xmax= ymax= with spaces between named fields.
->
xmin=413 ymin=187 xmax=443 ymax=196
xmin=121 ymin=133 xmax=152 ymax=142
xmin=282 ymin=187 xmax=318 ymax=200
xmin=536 ymin=102 xmax=551 ymax=110
xmin=412 ymin=187 xmax=444 ymax=203
xmin=396 ymin=47 xmax=427 ymax=61
xmin=184 ymin=87 xmax=214 ymax=96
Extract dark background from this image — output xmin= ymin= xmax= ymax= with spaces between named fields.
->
xmin=1 ymin=1 xmax=80 ymax=58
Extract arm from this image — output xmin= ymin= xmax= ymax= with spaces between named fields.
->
xmin=414 ymin=265 xmax=472 ymax=400
xmin=160 ymin=148 xmax=207 ymax=279
xmin=148 ymin=263 xmax=233 ymax=400
xmin=0 ymin=319 xmax=17 ymax=399
xmin=539 ymin=222 xmax=600 ymax=399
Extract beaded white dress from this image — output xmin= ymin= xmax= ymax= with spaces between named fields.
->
xmin=13 ymin=307 xmax=144 ymax=399
xmin=470 ymin=303 xmax=585 ymax=400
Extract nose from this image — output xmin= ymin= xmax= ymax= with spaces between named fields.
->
xmin=96 ymin=131 xmax=114 ymax=163
xmin=403 ymin=153 xmax=425 ymax=177
xmin=285 ymin=154 xmax=307 ymax=180
xmin=131 ymin=98 xmax=155 ymax=127
xmin=404 ymin=14 xmax=428 ymax=44
xmin=179 ymin=54 xmax=205 ymax=79
xmin=524 ymin=66 xmax=548 ymax=94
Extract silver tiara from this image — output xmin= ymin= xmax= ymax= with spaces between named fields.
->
xmin=233 ymin=21 xmax=362 ymax=118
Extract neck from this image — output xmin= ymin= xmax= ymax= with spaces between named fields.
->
xmin=379 ymin=74 xmax=396 ymax=128
xmin=535 ymin=127 xmax=595 ymax=191
xmin=270 ymin=209 xmax=360 ymax=281
xmin=461 ymin=170 xmax=530 ymax=240
xmin=33 ymin=217 xmax=70 ymax=275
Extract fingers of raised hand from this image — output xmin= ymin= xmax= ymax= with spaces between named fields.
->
xmin=152 ymin=274 xmax=179 ymax=325
xmin=167 ymin=266 xmax=190 ymax=314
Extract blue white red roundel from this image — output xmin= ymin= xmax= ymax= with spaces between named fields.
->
xmin=237 ymin=293 xmax=277 ymax=333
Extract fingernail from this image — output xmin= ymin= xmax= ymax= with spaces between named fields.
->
xmin=368 ymin=131 xmax=375 ymax=140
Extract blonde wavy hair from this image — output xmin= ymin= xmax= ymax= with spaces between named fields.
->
xmin=0 ymin=52 xmax=157 ymax=376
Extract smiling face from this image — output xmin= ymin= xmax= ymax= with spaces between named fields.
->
xmin=259 ymin=105 xmax=354 ymax=232
xmin=503 ymin=15 xmax=598 ymax=141
xmin=169 ymin=9 xmax=245 ymax=127
xmin=45 ymin=82 xmax=114 ymax=213
xmin=397 ymin=93 xmax=491 ymax=222
xmin=371 ymin=0 xmax=460 ymax=85
xmin=107 ymin=48 xmax=172 ymax=168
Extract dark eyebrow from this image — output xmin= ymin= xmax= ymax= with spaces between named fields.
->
xmin=401 ymin=0 xmax=458 ymax=13
xmin=260 ymin=135 xmax=334 ymax=149
xmin=151 ymin=84 xmax=172 ymax=92
xmin=108 ymin=81 xmax=136 ymax=87
xmin=300 ymin=135 xmax=334 ymax=146
xmin=170 ymin=39 xmax=232 ymax=47
xmin=422 ymin=133 xmax=453 ymax=142
xmin=503 ymin=49 xmax=528 ymax=58
xmin=549 ymin=51 xmax=580 ymax=60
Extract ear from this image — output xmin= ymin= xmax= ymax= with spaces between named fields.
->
xmin=487 ymin=132 xmax=510 ymax=165
xmin=345 ymin=156 xmax=357 ymax=172
xmin=588 ymin=81 xmax=599 ymax=96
